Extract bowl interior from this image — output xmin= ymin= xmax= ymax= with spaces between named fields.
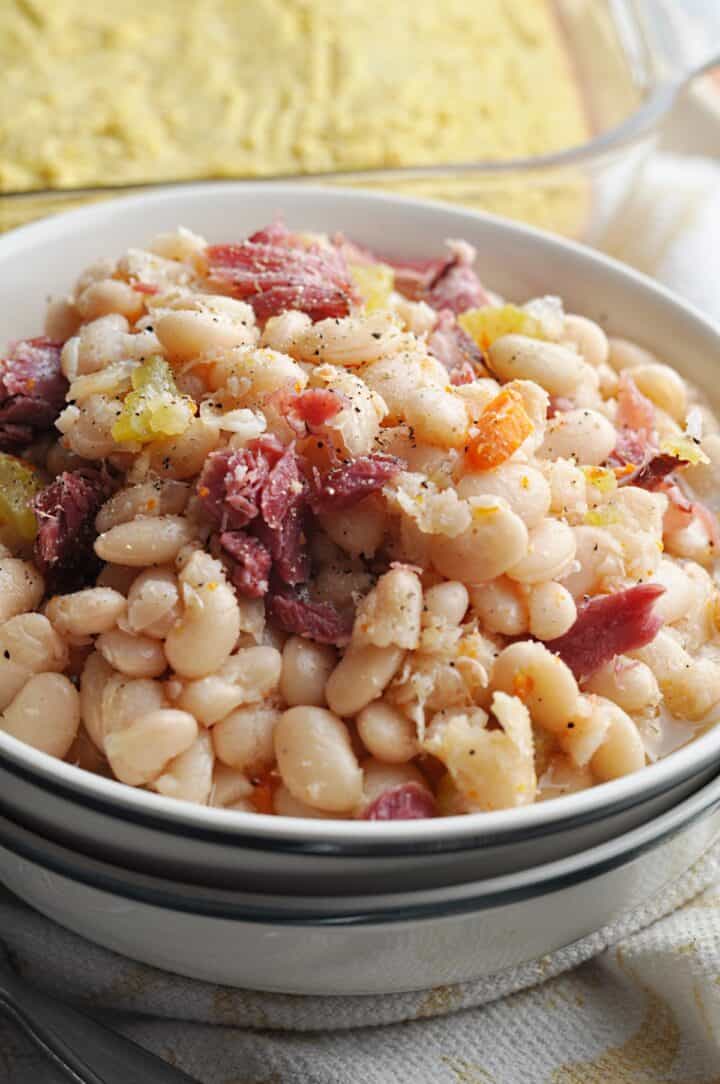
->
xmin=1 ymin=181 xmax=720 ymax=848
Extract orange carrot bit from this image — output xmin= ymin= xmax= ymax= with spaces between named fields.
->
xmin=466 ymin=386 xmax=533 ymax=472
xmin=249 ymin=770 xmax=281 ymax=815
xmin=513 ymin=671 xmax=535 ymax=701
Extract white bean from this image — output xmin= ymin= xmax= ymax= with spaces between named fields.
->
xmin=430 ymin=497 xmax=528 ymax=584
xmin=492 ymin=641 xmax=581 ymax=733
xmin=488 ymin=335 xmax=584 ymax=395
xmin=539 ymin=409 xmax=617 ymax=466
xmin=2 ymin=673 xmax=79 ymax=759
xmin=95 ymin=516 xmax=195 ymax=567
xmin=506 ymin=518 xmax=576 ymax=585
xmin=560 ymin=526 xmax=623 ymax=599
xmin=607 ymin=337 xmax=658 ymax=373
xmin=403 ymin=386 xmax=469 ymax=449
xmin=584 ymin=657 xmax=660 ymax=713
xmin=62 ymin=394 xmax=120 ymax=459
xmin=46 ymin=588 xmax=127 ymax=639
xmin=632 ymin=630 xmax=720 ymax=721
xmin=274 ymin=707 xmax=363 ymax=813
xmin=177 ymin=645 xmax=281 ymax=725
xmin=152 ymin=729 xmax=214 ymax=804
xmin=44 ymin=297 xmax=81 ymax=342
xmin=104 ymin=709 xmax=198 ymax=786
xmin=319 ymin=494 xmax=385 ymax=559
xmin=76 ymin=279 xmax=145 ymax=322
xmin=562 ymin=314 xmax=609 ymax=367
xmin=148 ymin=420 xmax=220 ymax=481
xmin=101 ymin=673 xmax=167 ymax=739
xmin=164 ymin=552 xmax=240 ymax=678
xmin=652 ymin=560 xmax=695 ymax=625
xmin=0 ymin=559 xmax=44 ymax=623
xmin=96 ymin=628 xmax=167 ymax=678
xmin=469 ymin=577 xmax=529 ymax=636
xmin=528 ymin=581 xmax=577 ymax=640
xmin=155 ymin=308 xmax=255 ymax=362
xmin=325 ymin=645 xmax=404 ymax=717
xmin=0 ymin=614 xmax=68 ymax=711
xmin=357 ymin=701 xmax=418 ymax=763
xmin=79 ymin=652 xmax=114 ymax=751
xmin=423 ymin=581 xmax=469 ymax=626
xmin=279 ymin=637 xmax=336 ymax=708
xmin=273 ymin=784 xmax=340 ymax=819
xmin=212 ymin=702 xmax=280 ymax=773
xmin=457 ymin=464 xmax=551 ymax=529
xmin=95 ymin=481 xmax=189 ymax=534
xmin=125 ymin=567 xmax=180 ymax=637
xmin=590 ymin=703 xmax=645 ymax=781
xmin=63 ymin=313 xmax=128 ymax=379
xmin=210 ymin=762 xmax=253 ymax=808
xmin=631 ymin=363 xmax=687 ymax=422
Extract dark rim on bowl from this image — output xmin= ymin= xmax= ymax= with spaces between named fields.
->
xmin=0 ymin=742 xmax=713 ymax=858
xmin=1 ymin=773 xmax=719 ymax=924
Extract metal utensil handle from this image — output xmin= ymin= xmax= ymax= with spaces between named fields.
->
xmin=0 ymin=969 xmax=197 ymax=1083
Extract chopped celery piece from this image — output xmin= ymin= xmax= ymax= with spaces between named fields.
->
xmin=350 ymin=262 xmax=394 ymax=313
xmin=660 ymin=434 xmax=709 ymax=467
xmin=459 ymin=304 xmax=545 ymax=350
xmin=112 ymin=356 xmax=196 ymax=445
xmin=0 ymin=453 xmax=42 ymax=544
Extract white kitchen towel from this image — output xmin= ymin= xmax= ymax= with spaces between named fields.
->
xmin=1 ymin=841 xmax=720 ymax=1082
xmin=2 ymin=148 xmax=720 ymax=1083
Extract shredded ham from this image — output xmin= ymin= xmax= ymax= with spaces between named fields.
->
xmin=382 ymin=240 xmax=490 ymax=314
xmin=207 ymin=226 xmax=356 ymax=322
xmin=268 ymin=588 xmax=352 ymax=645
xmin=269 ymin=387 xmax=346 ymax=436
xmin=219 ymin=531 xmax=272 ymax=598
xmin=547 ymin=584 xmax=666 ymax=680
xmin=309 ymin=454 xmax=404 ymax=516
xmin=363 ymin=782 xmax=437 ymax=820
xmin=428 ymin=309 xmax=485 ymax=382
xmin=34 ymin=469 xmax=109 ymax=593
xmin=0 ymin=337 xmax=66 ymax=451
xmin=618 ymin=453 xmax=685 ymax=490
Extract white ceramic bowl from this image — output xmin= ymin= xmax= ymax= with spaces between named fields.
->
xmin=2 ymin=769 xmax=720 ymax=994
xmin=2 ymin=183 xmax=720 ymax=904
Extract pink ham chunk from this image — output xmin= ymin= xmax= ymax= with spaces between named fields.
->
xmin=0 ymin=337 xmax=66 ymax=451
xmin=268 ymin=589 xmax=353 ymax=646
xmin=428 ymin=310 xmax=485 ymax=383
xmin=385 ymin=241 xmax=490 ymax=314
xmin=309 ymin=454 xmax=403 ymax=516
xmin=34 ymin=469 xmax=109 ymax=593
xmin=207 ymin=228 xmax=356 ymax=322
xmin=363 ymin=782 xmax=437 ymax=820
xmin=547 ymin=584 xmax=666 ymax=680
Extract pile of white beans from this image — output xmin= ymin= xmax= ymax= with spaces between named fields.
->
xmin=2 ymin=225 xmax=720 ymax=819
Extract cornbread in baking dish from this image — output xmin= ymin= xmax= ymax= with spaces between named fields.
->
xmin=0 ymin=0 xmax=588 ymax=191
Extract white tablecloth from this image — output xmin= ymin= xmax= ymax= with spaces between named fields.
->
xmin=2 ymin=150 xmax=720 ymax=1083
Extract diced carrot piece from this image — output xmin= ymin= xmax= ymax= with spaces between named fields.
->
xmin=249 ymin=770 xmax=281 ymax=814
xmin=466 ymin=387 xmax=533 ymax=471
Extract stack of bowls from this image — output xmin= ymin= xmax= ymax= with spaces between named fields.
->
xmin=1 ymin=186 xmax=719 ymax=995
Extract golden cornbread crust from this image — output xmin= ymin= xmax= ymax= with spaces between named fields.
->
xmin=0 ymin=0 xmax=588 ymax=192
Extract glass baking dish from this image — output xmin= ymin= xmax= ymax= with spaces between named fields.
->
xmin=0 ymin=0 xmax=718 ymax=243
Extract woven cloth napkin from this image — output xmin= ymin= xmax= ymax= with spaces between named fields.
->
xmin=2 ymin=150 xmax=720 ymax=1083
